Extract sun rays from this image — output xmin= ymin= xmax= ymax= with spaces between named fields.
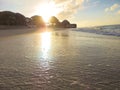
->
xmin=35 ymin=2 xmax=61 ymax=22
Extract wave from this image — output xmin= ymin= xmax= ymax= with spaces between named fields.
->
xmin=73 ymin=25 xmax=120 ymax=36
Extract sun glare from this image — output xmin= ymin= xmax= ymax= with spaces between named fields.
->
xmin=35 ymin=2 xmax=61 ymax=22
xmin=41 ymin=32 xmax=51 ymax=53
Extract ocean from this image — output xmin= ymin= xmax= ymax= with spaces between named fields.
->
xmin=74 ymin=24 xmax=120 ymax=36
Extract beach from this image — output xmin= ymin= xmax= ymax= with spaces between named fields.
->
xmin=0 ymin=28 xmax=120 ymax=90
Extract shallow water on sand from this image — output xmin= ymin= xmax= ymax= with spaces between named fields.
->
xmin=0 ymin=28 xmax=120 ymax=90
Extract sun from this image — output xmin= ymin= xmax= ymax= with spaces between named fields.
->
xmin=35 ymin=2 xmax=61 ymax=22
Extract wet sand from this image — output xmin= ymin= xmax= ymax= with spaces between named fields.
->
xmin=0 ymin=28 xmax=120 ymax=90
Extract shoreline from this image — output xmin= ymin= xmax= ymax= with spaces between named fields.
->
xmin=0 ymin=25 xmax=30 ymax=30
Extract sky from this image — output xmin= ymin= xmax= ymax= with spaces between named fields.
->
xmin=0 ymin=0 xmax=120 ymax=27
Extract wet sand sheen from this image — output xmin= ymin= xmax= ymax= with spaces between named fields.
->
xmin=0 ymin=28 xmax=120 ymax=90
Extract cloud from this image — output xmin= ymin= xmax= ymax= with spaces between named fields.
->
xmin=0 ymin=0 xmax=45 ymax=16
xmin=83 ymin=0 xmax=100 ymax=10
xmin=117 ymin=10 xmax=120 ymax=14
xmin=53 ymin=0 xmax=68 ymax=4
xmin=53 ymin=0 xmax=84 ymax=20
xmin=105 ymin=8 xmax=109 ymax=12
xmin=105 ymin=4 xmax=119 ymax=12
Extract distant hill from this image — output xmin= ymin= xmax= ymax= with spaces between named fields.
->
xmin=0 ymin=11 xmax=77 ymax=28
xmin=0 ymin=11 xmax=26 ymax=25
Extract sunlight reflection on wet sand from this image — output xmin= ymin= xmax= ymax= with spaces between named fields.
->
xmin=36 ymin=31 xmax=52 ymax=70
xmin=41 ymin=31 xmax=51 ymax=59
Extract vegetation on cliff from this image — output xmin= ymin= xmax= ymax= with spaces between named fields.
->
xmin=0 ymin=11 xmax=77 ymax=28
